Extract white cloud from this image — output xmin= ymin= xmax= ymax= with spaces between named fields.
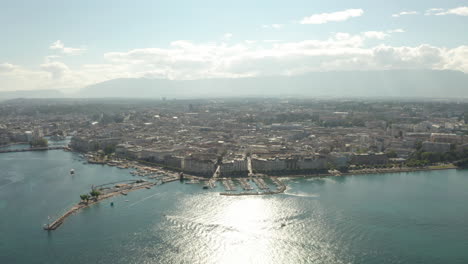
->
xmin=300 ymin=9 xmax=364 ymax=24
xmin=40 ymin=61 xmax=70 ymax=79
xmin=425 ymin=8 xmax=444 ymax=15
xmin=388 ymin=29 xmax=405 ymax=33
xmin=262 ymin=24 xmax=284 ymax=29
xmin=50 ymin=40 xmax=86 ymax=55
xmin=433 ymin=6 xmax=468 ymax=16
xmin=263 ymin=40 xmax=283 ymax=43
xmin=0 ymin=63 xmax=18 ymax=73
xmin=392 ymin=11 xmax=418 ymax=17
xmin=442 ymin=45 xmax=468 ymax=72
xmin=223 ymin=33 xmax=233 ymax=40
xmin=363 ymin=31 xmax=389 ymax=40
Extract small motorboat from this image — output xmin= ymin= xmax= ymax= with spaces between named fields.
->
xmin=70 ymin=169 xmax=75 ymax=175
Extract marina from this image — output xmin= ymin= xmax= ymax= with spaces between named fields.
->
xmin=252 ymin=177 xmax=269 ymax=190
xmin=238 ymin=178 xmax=254 ymax=190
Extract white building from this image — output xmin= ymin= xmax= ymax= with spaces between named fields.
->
xmin=219 ymin=159 xmax=248 ymax=176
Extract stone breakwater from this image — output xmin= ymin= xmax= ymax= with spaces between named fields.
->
xmin=43 ymin=179 xmax=179 ymax=231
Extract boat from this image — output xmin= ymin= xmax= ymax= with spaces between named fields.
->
xmin=70 ymin=169 xmax=75 ymax=175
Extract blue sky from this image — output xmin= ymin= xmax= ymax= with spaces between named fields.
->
xmin=0 ymin=0 xmax=467 ymax=91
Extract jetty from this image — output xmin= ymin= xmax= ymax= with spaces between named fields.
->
xmin=202 ymin=179 xmax=216 ymax=189
xmin=239 ymin=178 xmax=254 ymax=190
xmin=252 ymin=177 xmax=269 ymax=190
xmin=222 ymin=179 xmax=237 ymax=191
xmin=43 ymin=181 xmax=155 ymax=231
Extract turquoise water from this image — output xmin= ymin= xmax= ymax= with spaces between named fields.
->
xmin=1 ymin=150 xmax=468 ymax=263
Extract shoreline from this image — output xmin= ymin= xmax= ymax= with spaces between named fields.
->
xmin=42 ymin=148 xmax=462 ymax=230
xmin=273 ymin=165 xmax=459 ymax=179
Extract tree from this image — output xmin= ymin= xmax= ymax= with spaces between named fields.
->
xmin=386 ymin=150 xmax=398 ymax=158
xmin=415 ymin=141 xmax=423 ymax=151
xmin=91 ymin=142 xmax=100 ymax=151
xmin=80 ymin=194 xmax=90 ymax=204
xmin=90 ymin=190 xmax=101 ymax=200
xmin=104 ymin=144 xmax=116 ymax=155
xmin=30 ymin=138 xmax=48 ymax=147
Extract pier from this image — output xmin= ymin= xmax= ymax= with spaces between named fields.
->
xmin=202 ymin=179 xmax=216 ymax=189
xmin=252 ymin=177 xmax=269 ymax=190
xmin=238 ymin=178 xmax=254 ymax=190
xmin=222 ymin=179 xmax=237 ymax=191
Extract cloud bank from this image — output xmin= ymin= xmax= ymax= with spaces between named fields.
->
xmin=1 ymin=31 xmax=468 ymax=91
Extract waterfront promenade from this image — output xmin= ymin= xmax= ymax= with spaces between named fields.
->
xmin=0 ymin=146 xmax=65 ymax=153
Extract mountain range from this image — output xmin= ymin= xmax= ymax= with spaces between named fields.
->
xmin=1 ymin=70 xmax=467 ymax=100
xmin=78 ymin=70 xmax=468 ymax=99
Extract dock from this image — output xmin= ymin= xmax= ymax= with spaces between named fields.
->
xmin=202 ymin=179 xmax=216 ymax=189
xmin=238 ymin=178 xmax=254 ymax=190
xmin=222 ymin=179 xmax=237 ymax=191
xmin=252 ymin=177 xmax=269 ymax=190
xmin=161 ymin=176 xmax=179 ymax=183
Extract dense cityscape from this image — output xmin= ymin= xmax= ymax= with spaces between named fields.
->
xmin=2 ymin=98 xmax=468 ymax=178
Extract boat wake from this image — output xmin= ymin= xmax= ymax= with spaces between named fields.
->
xmin=284 ymin=191 xmax=320 ymax=198
xmin=126 ymin=192 xmax=161 ymax=208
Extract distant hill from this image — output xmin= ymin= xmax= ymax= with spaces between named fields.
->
xmin=0 ymin=89 xmax=64 ymax=100
xmin=78 ymin=70 xmax=468 ymax=99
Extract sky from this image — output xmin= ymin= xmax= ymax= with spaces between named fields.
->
xmin=0 ymin=0 xmax=467 ymax=91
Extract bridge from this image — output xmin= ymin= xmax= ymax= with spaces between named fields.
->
xmin=0 ymin=146 xmax=65 ymax=153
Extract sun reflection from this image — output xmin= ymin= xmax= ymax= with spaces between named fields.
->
xmin=214 ymin=197 xmax=276 ymax=264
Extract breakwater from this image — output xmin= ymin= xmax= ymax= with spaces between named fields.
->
xmin=43 ymin=180 xmax=166 ymax=231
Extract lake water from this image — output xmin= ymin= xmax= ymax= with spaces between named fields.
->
xmin=1 ymin=149 xmax=467 ymax=263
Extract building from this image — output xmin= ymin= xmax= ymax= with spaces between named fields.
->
xmin=182 ymin=156 xmax=216 ymax=176
xmin=251 ymin=157 xmax=287 ymax=172
xmin=430 ymin=133 xmax=461 ymax=144
xmin=219 ymin=159 xmax=248 ymax=176
xmin=421 ymin=141 xmax=451 ymax=153
xmin=351 ymin=153 xmax=389 ymax=165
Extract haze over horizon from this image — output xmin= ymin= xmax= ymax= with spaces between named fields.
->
xmin=1 ymin=0 xmax=468 ymax=96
